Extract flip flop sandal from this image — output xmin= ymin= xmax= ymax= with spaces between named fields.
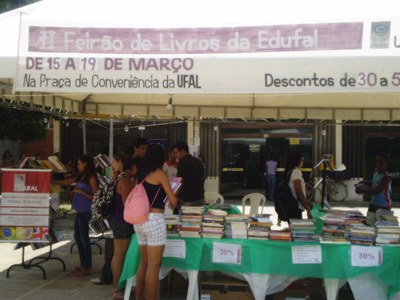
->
xmin=71 ymin=266 xmax=83 ymax=273
xmin=72 ymin=269 xmax=91 ymax=276
xmin=112 ymin=290 xmax=124 ymax=300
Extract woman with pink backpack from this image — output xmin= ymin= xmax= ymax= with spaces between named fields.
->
xmin=131 ymin=144 xmax=178 ymax=300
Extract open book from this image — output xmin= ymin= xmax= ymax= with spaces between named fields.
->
xmin=48 ymin=156 xmax=66 ymax=171
xmin=18 ymin=156 xmax=35 ymax=168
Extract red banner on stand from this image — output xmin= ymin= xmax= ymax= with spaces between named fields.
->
xmin=0 ymin=169 xmax=51 ymax=242
xmin=1 ymin=169 xmax=51 ymax=193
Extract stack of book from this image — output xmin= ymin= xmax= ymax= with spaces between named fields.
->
xmin=269 ymin=230 xmax=292 ymax=241
xmin=342 ymin=210 xmax=366 ymax=226
xmin=375 ymin=222 xmax=400 ymax=245
xmin=247 ymin=215 xmax=273 ymax=240
xmin=375 ymin=210 xmax=400 ymax=245
xmin=320 ymin=213 xmax=348 ymax=243
xmin=181 ymin=206 xmax=205 ymax=216
xmin=179 ymin=206 xmax=204 ymax=238
xmin=165 ymin=215 xmax=181 ymax=237
xmin=290 ymin=219 xmax=319 ymax=242
xmin=347 ymin=223 xmax=376 ymax=245
xmin=225 ymin=214 xmax=249 ymax=239
xmin=201 ymin=209 xmax=227 ymax=239
xmin=376 ymin=209 xmax=399 ymax=224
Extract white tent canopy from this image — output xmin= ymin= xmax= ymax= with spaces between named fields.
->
xmin=0 ymin=0 xmax=399 ymax=120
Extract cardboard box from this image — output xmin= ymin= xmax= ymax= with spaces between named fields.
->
xmin=272 ymin=279 xmax=313 ymax=300
xmin=338 ymin=283 xmax=355 ymax=300
xmin=200 ymin=274 xmax=254 ymax=300
xmin=169 ymin=270 xmax=188 ymax=295
xmin=272 ymin=290 xmax=310 ymax=300
xmin=156 ymin=276 xmax=169 ymax=300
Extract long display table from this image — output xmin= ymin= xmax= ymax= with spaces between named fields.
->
xmin=120 ymin=235 xmax=400 ymax=300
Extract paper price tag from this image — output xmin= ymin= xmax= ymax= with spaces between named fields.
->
xmin=212 ymin=242 xmax=242 ymax=265
xmin=351 ymin=245 xmax=382 ymax=267
xmin=163 ymin=239 xmax=186 ymax=259
xmin=292 ymin=245 xmax=322 ymax=264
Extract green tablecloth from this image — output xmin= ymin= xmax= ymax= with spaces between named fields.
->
xmin=204 ymin=204 xmax=242 ymax=215
xmin=311 ymin=203 xmax=326 ymax=235
xmin=119 ymin=235 xmax=400 ymax=296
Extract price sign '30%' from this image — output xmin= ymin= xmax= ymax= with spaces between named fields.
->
xmin=212 ymin=242 xmax=242 ymax=265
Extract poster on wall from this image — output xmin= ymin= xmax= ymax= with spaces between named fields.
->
xmin=0 ymin=169 xmax=51 ymax=242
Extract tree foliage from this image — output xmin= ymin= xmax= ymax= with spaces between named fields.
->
xmin=0 ymin=108 xmax=47 ymax=142
xmin=0 ymin=1 xmax=47 ymax=142
xmin=0 ymin=0 xmax=39 ymax=13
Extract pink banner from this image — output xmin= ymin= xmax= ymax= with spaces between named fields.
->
xmin=28 ymin=22 xmax=363 ymax=54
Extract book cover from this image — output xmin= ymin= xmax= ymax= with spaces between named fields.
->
xmin=164 ymin=177 xmax=183 ymax=204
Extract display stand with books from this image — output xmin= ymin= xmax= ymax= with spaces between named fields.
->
xmin=0 ymin=168 xmax=66 ymax=279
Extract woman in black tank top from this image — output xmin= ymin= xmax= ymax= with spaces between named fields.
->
xmin=135 ymin=144 xmax=178 ymax=300
xmin=143 ymin=181 xmax=167 ymax=209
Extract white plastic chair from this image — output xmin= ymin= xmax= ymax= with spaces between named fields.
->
xmin=242 ymin=193 xmax=266 ymax=215
xmin=204 ymin=192 xmax=224 ymax=205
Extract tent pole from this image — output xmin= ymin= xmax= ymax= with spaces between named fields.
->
xmin=82 ymin=118 xmax=87 ymax=154
xmin=335 ymin=120 xmax=343 ymax=168
xmin=109 ymin=118 xmax=114 ymax=161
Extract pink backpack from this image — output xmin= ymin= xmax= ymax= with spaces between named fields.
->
xmin=123 ymin=181 xmax=161 ymax=225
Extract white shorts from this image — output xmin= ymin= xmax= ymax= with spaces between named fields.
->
xmin=134 ymin=213 xmax=166 ymax=246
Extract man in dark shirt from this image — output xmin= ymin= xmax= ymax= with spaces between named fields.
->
xmin=131 ymin=137 xmax=148 ymax=158
xmin=172 ymin=142 xmax=205 ymax=206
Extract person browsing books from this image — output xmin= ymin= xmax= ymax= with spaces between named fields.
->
xmin=134 ymin=144 xmax=178 ymax=300
xmin=2 ymin=150 xmax=15 ymax=167
xmin=266 ymin=153 xmax=278 ymax=200
xmin=172 ymin=142 xmax=205 ymax=206
xmin=108 ymin=154 xmax=140 ymax=300
xmin=286 ymin=151 xmax=313 ymax=220
xmin=132 ymin=137 xmax=148 ymax=158
xmin=53 ymin=154 xmax=98 ymax=276
xmin=356 ymin=152 xmax=392 ymax=225
xmin=162 ymin=148 xmax=178 ymax=180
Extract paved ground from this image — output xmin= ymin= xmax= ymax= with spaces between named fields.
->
xmin=0 ymin=214 xmax=120 ymax=300
xmin=0 ymin=199 xmax=399 ymax=299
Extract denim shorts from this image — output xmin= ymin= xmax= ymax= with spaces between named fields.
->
xmin=134 ymin=213 xmax=166 ymax=246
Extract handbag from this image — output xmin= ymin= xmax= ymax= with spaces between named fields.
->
xmin=123 ymin=180 xmax=161 ymax=225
